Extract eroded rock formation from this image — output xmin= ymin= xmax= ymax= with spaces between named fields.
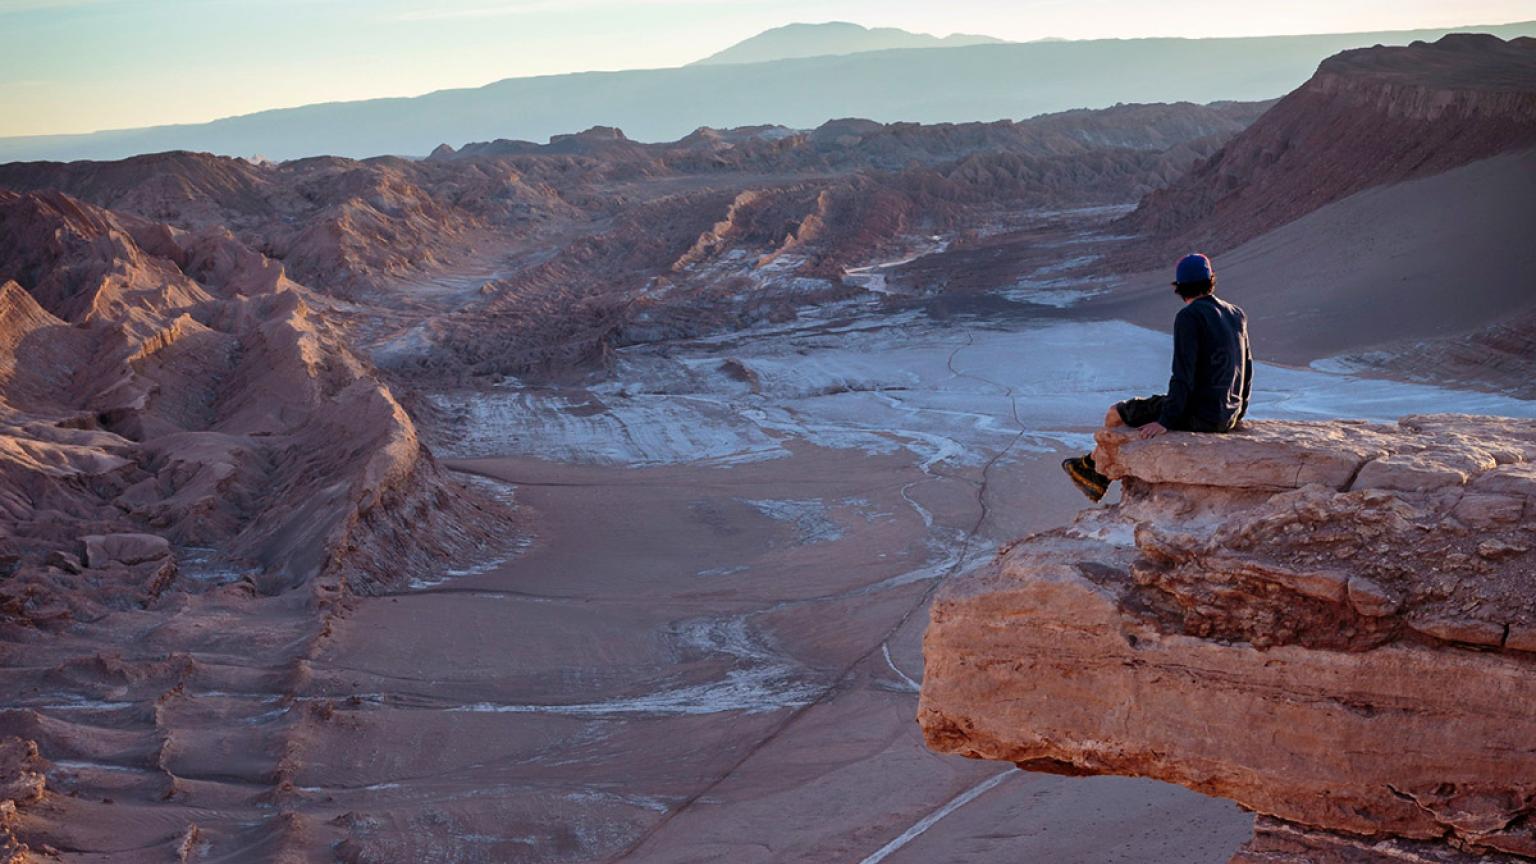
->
xmin=919 ymin=415 xmax=1536 ymax=862
xmin=0 ymin=188 xmax=509 ymax=624
xmin=0 ymin=100 xmax=1264 ymax=378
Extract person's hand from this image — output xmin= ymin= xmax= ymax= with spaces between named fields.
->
xmin=1138 ymin=422 xmax=1168 ymax=440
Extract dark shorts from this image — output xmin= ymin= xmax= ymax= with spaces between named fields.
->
xmin=1115 ymin=395 xmax=1229 ymax=433
xmin=1115 ymin=395 xmax=1167 ymax=429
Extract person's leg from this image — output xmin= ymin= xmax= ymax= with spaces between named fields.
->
xmin=1114 ymin=395 xmax=1165 ymax=430
xmin=1063 ymin=396 xmax=1169 ymax=502
xmin=1063 ymin=400 xmax=1135 ymax=502
xmin=1104 ymin=404 xmax=1125 ymax=429
xmin=1062 ymin=452 xmax=1108 ymax=501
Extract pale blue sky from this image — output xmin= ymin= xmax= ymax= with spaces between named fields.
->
xmin=4 ymin=0 xmax=1534 ymax=137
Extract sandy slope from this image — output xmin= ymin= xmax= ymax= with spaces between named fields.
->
xmin=1091 ymin=146 xmax=1536 ymax=367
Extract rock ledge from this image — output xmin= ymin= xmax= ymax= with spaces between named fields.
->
xmin=919 ymin=415 xmax=1536 ymax=862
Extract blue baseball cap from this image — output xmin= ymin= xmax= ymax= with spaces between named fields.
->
xmin=1174 ymin=253 xmax=1214 ymax=285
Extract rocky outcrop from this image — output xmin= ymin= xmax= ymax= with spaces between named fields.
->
xmin=1122 ymin=34 xmax=1536 ymax=261
xmin=0 ymin=740 xmax=43 ymax=811
xmin=919 ymin=415 xmax=1536 ymax=862
xmin=0 ymin=189 xmax=512 ymax=625
xmin=0 ymin=737 xmax=43 ymax=863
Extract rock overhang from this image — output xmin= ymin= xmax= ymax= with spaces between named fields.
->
xmin=920 ymin=415 xmax=1536 ymax=861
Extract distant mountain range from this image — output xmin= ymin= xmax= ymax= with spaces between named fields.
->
xmin=1 ymin=20 xmax=1532 ymax=164
xmin=692 ymin=21 xmax=1005 ymax=65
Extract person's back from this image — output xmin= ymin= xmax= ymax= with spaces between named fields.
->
xmin=1163 ymin=293 xmax=1250 ymax=433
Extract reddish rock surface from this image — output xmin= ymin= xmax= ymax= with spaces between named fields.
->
xmin=919 ymin=416 xmax=1536 ymax=862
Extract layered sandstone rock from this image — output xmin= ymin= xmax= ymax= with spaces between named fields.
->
xmin=919 ymin=415 xmax=1536 ymax=862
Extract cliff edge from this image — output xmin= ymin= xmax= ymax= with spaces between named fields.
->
xmin=918 ymin=415 xmax=1536 ymax=862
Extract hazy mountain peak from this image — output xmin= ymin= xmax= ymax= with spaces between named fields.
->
xmin=691 ymin=21 xmax=1006 ymax=66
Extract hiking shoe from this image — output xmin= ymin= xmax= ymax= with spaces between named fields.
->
xmin=1061 ymin=456 xmax=1109 ymax=503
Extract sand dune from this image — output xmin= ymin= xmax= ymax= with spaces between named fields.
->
xmin=1093 ymin=146 xmax=1536 ymax=370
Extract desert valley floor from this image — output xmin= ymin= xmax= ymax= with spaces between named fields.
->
xmin=352 ymin=304 xmax=1536 ymax=862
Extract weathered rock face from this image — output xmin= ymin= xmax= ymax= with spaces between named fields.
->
xmin=0 ymin=188 xmax=511 ymax=626
xmin=919 ymin=415 xmax=1536 ymax=862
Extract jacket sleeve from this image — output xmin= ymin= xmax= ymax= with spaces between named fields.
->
xmin=1157 ymin=307 xmax=1198 ymax=428
xmin=1237 ymin=320 xmax=1253 ymax=423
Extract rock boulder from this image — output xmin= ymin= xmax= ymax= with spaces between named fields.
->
xmin=80 ymin=533 xmax=171 ymax=569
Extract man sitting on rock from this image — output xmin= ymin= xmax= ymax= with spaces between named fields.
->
xmin=1062 ymin=253 xmax=1252 ymax=502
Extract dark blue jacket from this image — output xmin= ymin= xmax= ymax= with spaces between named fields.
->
xmin=1158 ymin=295 xmax=1252 ymax=432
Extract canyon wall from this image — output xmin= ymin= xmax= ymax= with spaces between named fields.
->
xmin=919 ymin=415 xmax=1536 ymax=862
